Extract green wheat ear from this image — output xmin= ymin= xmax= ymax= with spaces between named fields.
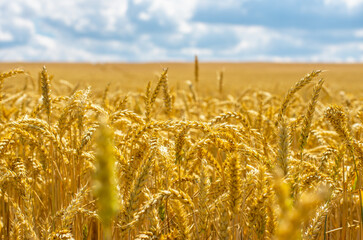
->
xmin=93 ymin=122 xmax=119 ymax=240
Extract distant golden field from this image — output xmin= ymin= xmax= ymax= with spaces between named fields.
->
xmin=1 ymin=63 xmax=362 ymax=94
xmin=0 ymin=63 xmax=363 ymax=239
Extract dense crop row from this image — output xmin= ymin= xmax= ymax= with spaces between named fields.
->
xmin=0 ymin=66 xmax=362 ymax=239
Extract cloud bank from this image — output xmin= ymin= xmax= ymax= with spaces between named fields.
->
xmin=0 ymin=0 xmax=362 ymax=62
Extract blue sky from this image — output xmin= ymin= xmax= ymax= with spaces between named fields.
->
xmin=0 ymin=0 xmax=363 ymax=62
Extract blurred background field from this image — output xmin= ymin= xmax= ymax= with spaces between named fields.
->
xmin=1 ymin=63 xmax=362 ymax=96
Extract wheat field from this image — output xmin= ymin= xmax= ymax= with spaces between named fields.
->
xmin=1 ymin=62 xmax=363 ymax=94
xmin=0 ymin=63 xmax=362 ymax=239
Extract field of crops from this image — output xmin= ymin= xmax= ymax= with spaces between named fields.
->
xmin=0 ymin=63 xmax=363 ymax=239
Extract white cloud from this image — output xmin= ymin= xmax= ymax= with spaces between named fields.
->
xmin=309 ymin=42 xmax=363 ymax=62
xmin=324 ymin=0 xmax=363 ymax=8
xmin=180 ymin=47 xmax=213 ymax=57
xmin=100 ymin=0 xmax=129 ymax=31
xmin=0 ymin=31 xmax=13 ymax=42
xmin=0 ymin=0 xmax=130 ymax=34
xmin=138 ymin=12 xmax=151 ymax=21
xmin=136 ymin=0 xmax=196 ymax=24
xmin=0 ymin=35 xmax=126 ymax=62
xmin=197 ymin=0 xmax=246 ymax=9
xmin=355 ymin=29 xmax=363 ymax=37
xmin=6 ymin=2 xmax=23 ymax=14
